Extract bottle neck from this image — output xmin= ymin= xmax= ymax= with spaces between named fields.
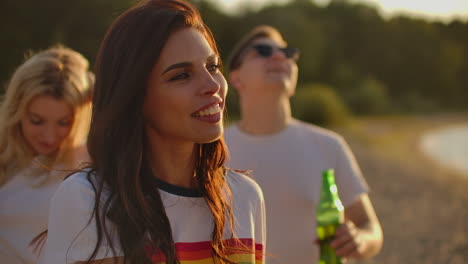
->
xmin=317 ymin=169 xmax=344 ymax=225
xmin=320 ymin=170 xmax=342 ymax=208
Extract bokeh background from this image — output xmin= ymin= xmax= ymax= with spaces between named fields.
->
xmin=1 ymin=0 xmax=467 ymax=263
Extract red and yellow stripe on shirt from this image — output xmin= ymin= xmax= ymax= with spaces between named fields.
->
xmin=148 ymin=238 xmax=263 ymax=264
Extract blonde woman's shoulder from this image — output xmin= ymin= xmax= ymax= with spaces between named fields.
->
xmin=71 ymin=144 xmax=91 ymax=169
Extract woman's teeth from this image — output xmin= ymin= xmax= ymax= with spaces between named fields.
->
xmin=194 ymin=104 xmax=221 ymax=117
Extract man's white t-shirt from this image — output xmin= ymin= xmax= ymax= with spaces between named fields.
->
xmin=224 ymin=119 xmax=368 ymax=264
xmin=39 ymin=169 xmax=265 ymax=264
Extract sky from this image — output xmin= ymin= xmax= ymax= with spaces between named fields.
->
xmin=218 ymin=0 xmax=468 ymax=22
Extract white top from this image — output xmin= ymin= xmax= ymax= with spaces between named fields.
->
xmin=39 ymin=169 xmax=265 ymax=264
xmin=0 ymin=167 xmax=64 ymax=264
xmin=224 ymin=119 xmax=368 ymax=264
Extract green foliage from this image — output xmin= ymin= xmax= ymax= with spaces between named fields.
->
xmin=0 ymin=0 xmax=132 ymax=89
xmin=396 ymin=92 xmax=441 ymax=114
xmin=225 ymin=82 xmax=241 ymax=122
xmin=292 ymin=83 xmax=351 ymax=127
xmin=345 ymin=77 xmax=390 ymax=115
xmin=0 ymin=0 xmax=467 ymax=114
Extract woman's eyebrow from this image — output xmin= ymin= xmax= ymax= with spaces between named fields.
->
xmin=28 ymin=112 xmax=42 ymax=119
xmin=162 ymin=54 xmax=219 ymax=74
xmin=28 ymin=112 xmax=72 ymax=120
xmin=206 ymin=54 xmax=218 ymax=62
xmin=162 ymin=62 xmax=192 ymax=74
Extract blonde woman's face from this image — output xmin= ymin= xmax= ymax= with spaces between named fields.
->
xmin=21 ymin=95 xmax=74 ymax=156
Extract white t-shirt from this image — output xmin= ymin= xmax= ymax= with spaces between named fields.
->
xmin=39 ymin=169 xmax=265 ymax=264
xmin=224 ymin=119 xmax=369 ymax=264
xmin=0 ymin=167 xmax=64 ymax=264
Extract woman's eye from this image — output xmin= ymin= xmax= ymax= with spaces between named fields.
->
xmin=169 ymin=72 xmax=190 ymax=81
xmin=30 ymin=119 xmax=43 ymax=125
xmin=207 ymin=64 xmax=221 ymax=73
xmin=58 ymin=120 xmax=72 ymax=127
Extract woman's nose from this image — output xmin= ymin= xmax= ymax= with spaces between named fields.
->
xmin=199 ymin=72 xmax=222 ymax=96
xmin=42 ymin=126 xmax=58 ymax=144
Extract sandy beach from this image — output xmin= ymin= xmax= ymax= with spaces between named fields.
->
xmin=336 ymin=114 xmax=468 ymax=264
xmin=421 ymin=124 xmax=468 ymax=174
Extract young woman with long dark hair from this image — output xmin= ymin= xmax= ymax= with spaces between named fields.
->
xmin=38 ymin=1 xmax=265 ymax=264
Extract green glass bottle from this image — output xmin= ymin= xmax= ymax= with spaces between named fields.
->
xmin=316 ymin=169 xmax=344 ymax=264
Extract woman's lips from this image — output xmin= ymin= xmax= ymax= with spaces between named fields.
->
xmin=192 ymin=103 xmax=222 ymax=117
xmin=192 ymin=102 xmax=223 ymax=123
xmin=193 ymin=111 xmax=221 ymax=123
xmin=36 ymin=142 xmax=58 ymax=154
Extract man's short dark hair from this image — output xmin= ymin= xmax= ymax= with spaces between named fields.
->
xmin=227 ymin=25 xmax=284 ymax=72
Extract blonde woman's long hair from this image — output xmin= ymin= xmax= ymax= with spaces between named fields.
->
xmin=0 ymin=45 xmax=93 ymax=185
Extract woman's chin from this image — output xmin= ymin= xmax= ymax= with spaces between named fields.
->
xmin=196 ymin=128 xmax=223 ymax=144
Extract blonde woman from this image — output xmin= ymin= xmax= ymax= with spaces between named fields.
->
xmin=0 ymin=46 xmax=93 ymax=264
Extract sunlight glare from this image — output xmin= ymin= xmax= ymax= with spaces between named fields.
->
xmin=364 ymin=0 xmax=468 ymax=20
xmin=219 ymin=0 xmax=468 ymax=21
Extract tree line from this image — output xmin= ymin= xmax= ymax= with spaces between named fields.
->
xmin=1 ymin=0 xmax=467 ymax=121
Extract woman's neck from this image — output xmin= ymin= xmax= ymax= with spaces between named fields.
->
xmin=146 ymin=133 xmax=195 ymax=189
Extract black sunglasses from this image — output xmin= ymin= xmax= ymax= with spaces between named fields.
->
xmin=251 ymin=44 xmax=300 ymax=60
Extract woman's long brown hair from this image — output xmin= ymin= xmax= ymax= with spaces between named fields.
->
xmin=85 ymin=1 xmax=237 ymax=263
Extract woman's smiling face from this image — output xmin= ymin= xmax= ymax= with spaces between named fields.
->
xmin=143 ymin=28 xmax=227 ymax=146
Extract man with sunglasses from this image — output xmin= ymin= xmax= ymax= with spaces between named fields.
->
xmin=224 ymin=25 xmax=383 ymax=263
